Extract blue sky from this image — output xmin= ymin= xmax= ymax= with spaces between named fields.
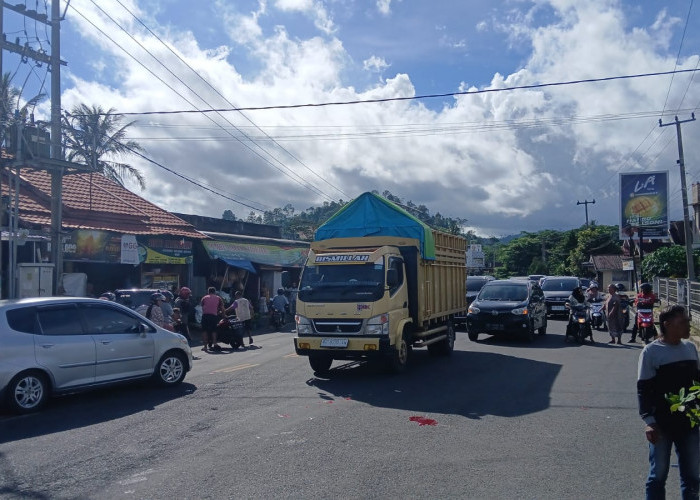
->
xmin=2 ymin=0 xmax=700 ymax=237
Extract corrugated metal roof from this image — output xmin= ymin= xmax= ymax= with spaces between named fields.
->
xmin=590 ymin=254 xmax=624 ymax=271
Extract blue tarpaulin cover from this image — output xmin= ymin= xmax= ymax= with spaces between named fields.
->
xmin=315 ymin=192 xmax=436 ymax=260
xmin=219 ymin=257 xmax=257 ymax=274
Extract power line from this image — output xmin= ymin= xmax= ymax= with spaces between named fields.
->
xmin=65 ymin=68 xmax=700 ymax=118
xmin=661 ymin=0 xmax=694 ymax=116
xmin=67 ymin=2 xmax=336 ymax=203
xmin=114 ymin=0 xmax=349 ymax=201
xmin=123 ymin=145 xmax=269 ymax=213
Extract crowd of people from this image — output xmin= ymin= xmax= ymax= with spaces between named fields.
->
xmin=566 ymin=281 xmax=657 ymax=344
xmin=100 ymin=285 xmax=292 ymax=353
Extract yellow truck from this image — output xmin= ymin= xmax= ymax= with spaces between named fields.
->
xmin=293 ymin=192 xmax=466 ymax=374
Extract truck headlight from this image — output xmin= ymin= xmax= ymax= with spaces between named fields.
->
xmin=366 ymin=314 xmax=389 ymax=335
xmin=511 ymin=307 xmax=528 ymax=315
xmin=295 ymin=315 xmax=313 ymax=335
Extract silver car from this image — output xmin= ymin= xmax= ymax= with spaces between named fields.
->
xmin=0 ymin=296 xmax=193 ymax=414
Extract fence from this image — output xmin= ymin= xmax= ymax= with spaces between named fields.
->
xmin=654 ymin=277 xmax=700 ymax=327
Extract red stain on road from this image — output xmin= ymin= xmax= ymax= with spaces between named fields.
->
xmin=409 ymin=416 xmax=437 ymax=426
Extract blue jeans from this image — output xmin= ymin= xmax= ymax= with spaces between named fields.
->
xmin=647 ymin=428 xmax=700 ymax=500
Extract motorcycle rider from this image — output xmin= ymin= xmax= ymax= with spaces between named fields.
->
xmin=585 ymin=282 xmax=603 ymax=302
xmin=566 ymin=286 xmax=591 ymax=340
xmin=270 ymin=288 xmax=290 ymax=326
xmin=136 ymin=293 xmax=167 ymax=329
xmin=629 ymin=282 xmax=657 ymax=343
xmin=586 ymin=282 xmax=606 ymax=330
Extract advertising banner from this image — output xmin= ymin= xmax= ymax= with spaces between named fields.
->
xmin=63 ymin=230 xmax=193 ymax=264
xmin=203 ymin=240 xmax=309 ymax=267
xmin=619 ymin=171 xmax=669 ymax=240
xmin=120 ymin=234 xmax=140 ymax=264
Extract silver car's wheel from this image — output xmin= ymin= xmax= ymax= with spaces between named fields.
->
xmin=8 ymin=371 xmax=48 ymax=414
xmin=154 ymin=352 xmax=186 ymax=386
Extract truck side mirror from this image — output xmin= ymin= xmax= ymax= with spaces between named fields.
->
xmin=386 ymin=269 xmax=398 ymax=287
xmin=281 ymin=270 xmax=291 ymax=288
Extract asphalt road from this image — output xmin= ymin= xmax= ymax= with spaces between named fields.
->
xmin=0 ymin=320 xmax=680 ymax=499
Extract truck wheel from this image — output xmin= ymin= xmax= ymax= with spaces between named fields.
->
xmin=468 ymin=331 xmax=479 ymax=342
xmin=387 ymin=331 xmax=410 ymax=373
xmin=428 ymin=322 xmax=455 ymax=356
xmin=309 ymin=355 xmax=333 ymax=375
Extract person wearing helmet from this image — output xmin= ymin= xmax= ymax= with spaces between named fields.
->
xmin=159 ymin=290 xmax=175 ymax=331
xmin=174 ymin=287 xmax=192 ymax=339
xmin=630 ymin=283 xmax=658 ymax=343
xmin=99 ymin=291 xmax=115 ymax=301
xmin=585 ymin=282 xmax=603 ymax=302
xmin=136 ymin=293 xmax=167 ymax=328
xmin=271 ymin=288 xmax=290 ymax=326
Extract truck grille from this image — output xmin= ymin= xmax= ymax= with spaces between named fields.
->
xmin=312 ymin=319 xmax=363 ymax=334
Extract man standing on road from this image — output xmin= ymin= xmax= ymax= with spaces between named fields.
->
xmin=227 ymin=291 xmax=254 ymax=346
xmin=605 ymin=283 xmax=623 ymax=344
xmin=637 ymin=304 xmax=700 ymax=499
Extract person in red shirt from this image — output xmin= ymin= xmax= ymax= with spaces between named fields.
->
xmin=200 ymin=287 xmax=225 ymax=351
xmin=630 ymin=283 xmax=657 ymax=343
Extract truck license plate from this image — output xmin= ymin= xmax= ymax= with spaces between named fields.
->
xmin=552 ymin=305 xmax=566 ymax=311
xmin=320 ymin=338 xmax=349 ymax=348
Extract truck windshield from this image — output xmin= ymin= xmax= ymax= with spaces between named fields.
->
xmin=298 ymin=261 xmax=385 ymax=303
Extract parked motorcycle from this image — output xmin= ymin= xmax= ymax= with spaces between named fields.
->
xmin=636 ymin=297 xmax=657 ymax=344
xmin=565 ymin=303 xmax=594 ymax=344
xmin=215 ymin=315 xmax=246 ymax=349
xmin=589 ymin=299 xmax=606 ymax=331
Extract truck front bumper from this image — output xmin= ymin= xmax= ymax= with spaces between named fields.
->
xmin=294 ymin=336 xmax=392 ymax=359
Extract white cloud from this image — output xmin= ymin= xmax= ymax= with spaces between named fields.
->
xmin=363 ymin=55 xmax=389 ymax=72
xmin=274 ymin=0 xmax=336 ymax=34
xmin=52 ymin=0 xmax=700 ymax=236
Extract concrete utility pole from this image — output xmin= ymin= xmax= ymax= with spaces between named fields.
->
xmin=50 ymin=0 xmax=64 ymax=295
xmin=577 ymin=199 xmax=595 ymax=226
xmin=660 ymin=114 xmax=696 ymax=281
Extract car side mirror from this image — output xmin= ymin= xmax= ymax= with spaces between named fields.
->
xmin=139 ymin=323 xmax=149 ymax=336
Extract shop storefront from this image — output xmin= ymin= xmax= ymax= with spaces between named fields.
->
xmin=61 ymin=229 xmax=195 ymax=296
xmin=199 ymin=235 xmax=309 ymax=306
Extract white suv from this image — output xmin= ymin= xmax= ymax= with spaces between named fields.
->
xmin=0 ymin=297 xmax=193 ymax=414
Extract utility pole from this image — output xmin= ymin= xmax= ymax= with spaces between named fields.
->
xmin=577 ymin=199 xmax=595 ymax=226
xmin=50 ymin=0 xmax=63 ymax=295
xmin=660 ymin=114 xmax=696 ymax=282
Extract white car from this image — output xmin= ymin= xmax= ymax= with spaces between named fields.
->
xmin=0 ymin=296 xmax=193 ymax=414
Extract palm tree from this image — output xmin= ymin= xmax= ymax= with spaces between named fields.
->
xmin=1 ymin=72 xmax=46 ymax=149
xmin=62 ymin=104 xmax=145 ymax=189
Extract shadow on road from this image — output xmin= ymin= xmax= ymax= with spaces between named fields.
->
xmin=0 ymin=382 xmax=196 ymax=444
xmin=306 ymin=350 xmax=561 ymax=420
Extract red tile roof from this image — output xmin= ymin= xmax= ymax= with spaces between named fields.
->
xmin=2 ymin=168 xmax=206 ymax=239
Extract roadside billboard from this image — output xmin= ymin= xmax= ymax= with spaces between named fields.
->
xmin=619 ymin=171 xmax=669 ymax=240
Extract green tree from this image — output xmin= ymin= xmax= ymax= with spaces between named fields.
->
xmin=641 ymin=245 xmax=699 ymax=278
xmin=62 ymin=104 xmax=145 ymax=189
xmin=222 ymin=210 xmax=236 ymax=221
xmin=566 ymin=225 xmax=620 ymax=276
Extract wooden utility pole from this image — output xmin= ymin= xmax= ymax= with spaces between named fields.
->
xmin=577 ymin=199 xmax=595 ymax=226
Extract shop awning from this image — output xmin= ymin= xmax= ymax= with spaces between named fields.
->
xmin=219 ymin=257 xmax=257 ymax=274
